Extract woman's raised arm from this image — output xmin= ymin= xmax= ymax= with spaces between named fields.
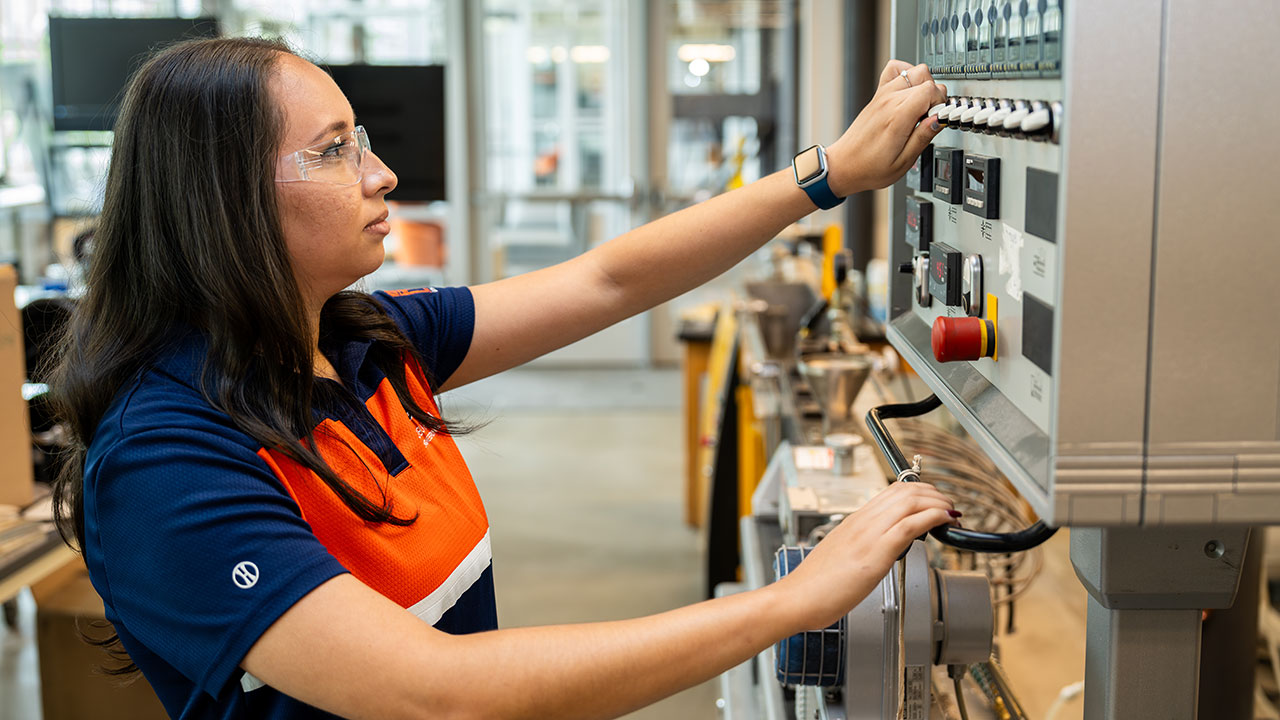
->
xmin=444 ymin=61 xmax=945 ymax=390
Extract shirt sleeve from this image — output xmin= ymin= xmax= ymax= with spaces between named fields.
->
xmin=84 ymin=422 xmax=349 ymax=698
xmin=373 ymin=286 xmax=476 ymax=386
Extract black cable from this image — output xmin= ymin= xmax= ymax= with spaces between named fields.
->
xmin=1004 ymin=553 xmax=1017 ymax=633
xmin=865 ymin=395 xmax=1058 ymax=553
xmin=953 ymin=674 xmax=971 ymax=720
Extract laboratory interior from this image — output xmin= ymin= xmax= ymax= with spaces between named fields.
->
xmin=0 ymin=0 xmax=1277 ymax=719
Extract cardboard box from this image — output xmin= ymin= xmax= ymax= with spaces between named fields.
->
xmin=0 ymin=264 xmax=34 ymax=507
xmin=33 ymin=565 xmax=168 ymax=720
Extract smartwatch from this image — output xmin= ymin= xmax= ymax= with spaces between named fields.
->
xmin=793 ymin=144 xmax=844 ymax=210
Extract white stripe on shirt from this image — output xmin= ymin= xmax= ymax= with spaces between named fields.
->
xmin=241 ymin=529 xmax=492 ymax=694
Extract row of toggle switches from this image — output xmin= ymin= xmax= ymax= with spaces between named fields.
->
xmin=927 ymin=97 xmax=1062 ymax=143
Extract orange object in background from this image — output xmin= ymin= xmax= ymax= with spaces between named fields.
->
xmin=820 ymin=224 xmax=843 ymax=300
xmin=390 ymin=217 xmax=446 ymax=267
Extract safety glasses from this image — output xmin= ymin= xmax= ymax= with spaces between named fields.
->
xmin=275 ymin=125 xmax=370 ymax=186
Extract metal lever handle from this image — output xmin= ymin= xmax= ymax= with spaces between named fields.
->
xmin=865 ymin=395 xmax=1058 ymax=553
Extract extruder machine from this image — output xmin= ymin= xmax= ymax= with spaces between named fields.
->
xmin=720 ymin=1 xmax=1280 ymax=718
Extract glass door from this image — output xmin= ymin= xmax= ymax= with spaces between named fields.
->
xmin=470 ymin=0 xmax=648 ymax=365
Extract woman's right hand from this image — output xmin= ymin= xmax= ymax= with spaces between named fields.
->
xmin=824 ymin=60 xmax=947 ymax=198
xmin=773 ymin=481 xmax=956 ymax=630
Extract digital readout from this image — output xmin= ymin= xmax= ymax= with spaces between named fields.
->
xmin=966 ymin=168 xmax=985 ymax=192
xmin=936 ymin=157 xmax=952 ymax=182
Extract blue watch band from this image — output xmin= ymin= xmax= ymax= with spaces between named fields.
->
xmin=803 ymin=174 xmax=843 ymax=210
xmin=794 ymin=144 xmax=845 ymax=210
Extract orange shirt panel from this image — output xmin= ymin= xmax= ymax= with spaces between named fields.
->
xmin=258 ymin=369 xmax=487 ymax=609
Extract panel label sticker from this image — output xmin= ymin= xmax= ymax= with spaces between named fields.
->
xmin=1000 ymin=223 xmax=1024 ymax=301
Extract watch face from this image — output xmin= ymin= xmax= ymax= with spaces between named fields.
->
xmin=793 ymin=146 xmax=825 ymax=185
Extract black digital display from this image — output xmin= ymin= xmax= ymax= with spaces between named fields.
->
xmin=966 ymin=168 xmax=985 ymax=192
xmin=904 ymin=196 xmax=932 ymax=251
xmin=962 ymin=154 xmax=999 ymax=219
xmin=907 ymin=144 xmax=934 ymax=192
xmin=931 ymin=148 xmax=964 ymax=205
xmin=927 ymin=241 xmax=962 ymax=306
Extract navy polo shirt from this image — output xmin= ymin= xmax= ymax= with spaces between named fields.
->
xmin=81 ymin=287 xmax=494 ymax=719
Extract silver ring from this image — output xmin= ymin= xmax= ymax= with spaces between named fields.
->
xmin=900 ymin=69 xmax=912 ymax=87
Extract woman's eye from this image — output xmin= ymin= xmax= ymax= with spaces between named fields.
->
xmin=321 ymin=140 xmax=349 ymax=158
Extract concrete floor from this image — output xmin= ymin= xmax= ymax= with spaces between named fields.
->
xmin=447 ymin=368 xmax=717 ymax=719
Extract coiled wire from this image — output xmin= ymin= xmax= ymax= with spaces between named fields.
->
xmin=889 ymin=418 xmax=1043 ymax=608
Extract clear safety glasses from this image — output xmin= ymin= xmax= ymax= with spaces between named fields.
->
xmin=275 ymin=125 xmax=371 ymax=185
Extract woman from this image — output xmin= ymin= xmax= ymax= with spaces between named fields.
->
xmin=52 ymin=37 xmax=953 ymax=719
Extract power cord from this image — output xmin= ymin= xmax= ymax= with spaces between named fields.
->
xmin=1043 ymin=680 xmax=1084 ymax=720
xmin=949 ymin=665 xmax=971 ymax=720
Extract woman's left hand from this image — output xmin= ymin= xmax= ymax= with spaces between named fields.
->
xmin=825 ymin=60 xmax=947 ymax=197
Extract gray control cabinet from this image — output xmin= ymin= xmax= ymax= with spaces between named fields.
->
xmin=887 ymin=0 xmax=1280 ymax=526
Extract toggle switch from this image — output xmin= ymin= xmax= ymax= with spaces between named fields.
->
xmin=987 ymin=101 xmax=1012 ymax=129
xmin=938 ymin=99 xmax=960 ymax=123
xmin=961 ymin=254 xmax=983 ymax=316
xmin=946 ymin=99 xmax=969 ymax=122
xmin=913 ymin=254 xmax=933 ymax=307
xmin=1021 ymin=106 xmax=1052 ymax=134
xmin=1003 ymin=103 xmax=1030 ymax=131
xmin=959 ymin=103 xmax=982 ymax=124
xmin=973 ymin=102 xmax=996 ymax=126
xmin=928 ymin=102 xmax=948 ymax=119
xmin=931 ymin=316 xmax=997 ymax=363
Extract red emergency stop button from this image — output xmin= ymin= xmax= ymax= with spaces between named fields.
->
xmin=932 ymin=316 xmax=997 ymax=363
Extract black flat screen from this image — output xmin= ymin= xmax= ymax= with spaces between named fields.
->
xmin=326 ymin=65 xmax=447 ymax=202
xmin=49 ymin=17 xmax=219 ymax=131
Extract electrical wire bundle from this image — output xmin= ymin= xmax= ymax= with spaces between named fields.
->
xmin=966 ymin=657 xmax=1029 ymax=720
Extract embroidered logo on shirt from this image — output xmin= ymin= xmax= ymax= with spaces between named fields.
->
xmin=232 ymin=561 xmax=260 ymax=589
xmin=410 ymin=413 xmax=438 ymax=448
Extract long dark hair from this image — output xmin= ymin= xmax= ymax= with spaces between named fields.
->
xmin=50 ymin=37 xmax=462 ymax=671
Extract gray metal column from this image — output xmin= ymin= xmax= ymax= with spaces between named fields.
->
xmin=1071 ymin=526 xmax=1251 ymax=720
xmin=1083 ymin=603 xmax=1201 ymax=719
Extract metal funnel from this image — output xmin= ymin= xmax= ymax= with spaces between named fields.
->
xmin=798 ymin=353 xmax=872 ymax=434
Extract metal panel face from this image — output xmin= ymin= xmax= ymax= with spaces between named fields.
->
xmin=885 ymin=0 xmax=1280 ymax=526
xmin=892 ymin=0 xmax=1076 ymax=518
xmin=1141 ymin=1 xmax=1280 ymax=523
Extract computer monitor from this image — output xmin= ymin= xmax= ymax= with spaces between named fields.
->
xmin=325 ymin=64 xmax=446 ymax=202
xmin=48 ymin=16 xmax=219 ymax=131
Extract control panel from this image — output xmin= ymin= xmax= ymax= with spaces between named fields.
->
xmin=886 ymin=1 xmax=1280 ymax=527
